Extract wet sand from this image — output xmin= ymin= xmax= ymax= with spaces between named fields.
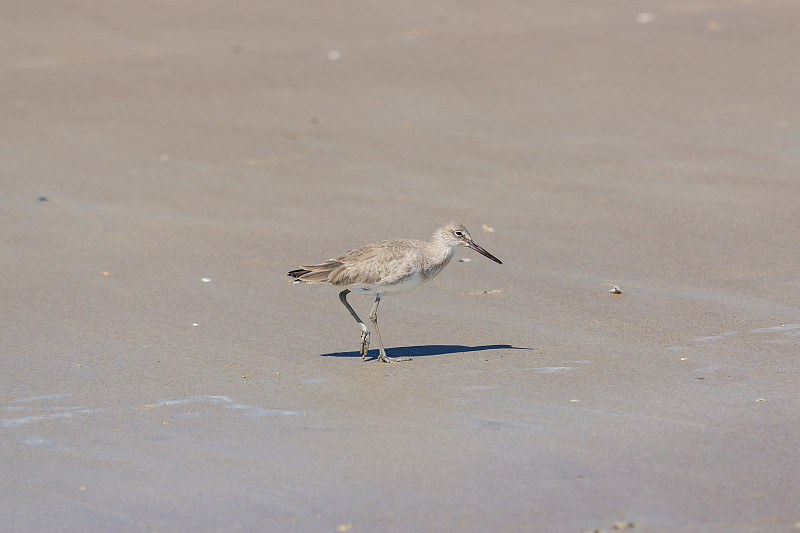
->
xmin=2 ymin=1 xmax=800 ymax=531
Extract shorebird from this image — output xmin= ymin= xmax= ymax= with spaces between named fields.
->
xmin=288 ymin=222 xmax=502 ymax=362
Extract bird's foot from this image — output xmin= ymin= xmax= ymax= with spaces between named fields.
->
xmin=360 ymin=330 xmax=371 ymax=360
xmin=377 ymin=351 xmax=412 ymax=363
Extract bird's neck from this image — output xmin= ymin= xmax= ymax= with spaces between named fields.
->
xmin=422 ymin=242 xmax=455 ymax=277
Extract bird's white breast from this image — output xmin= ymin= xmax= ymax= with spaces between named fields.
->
xmin=347 ymin=271 xmax=424 ymax=295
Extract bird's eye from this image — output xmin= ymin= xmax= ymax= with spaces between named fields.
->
xmin=454 ymin=231 xmax=464 ymax=237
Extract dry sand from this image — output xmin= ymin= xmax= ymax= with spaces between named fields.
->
xmin=2 ymin=1 xmax=800 ymax=532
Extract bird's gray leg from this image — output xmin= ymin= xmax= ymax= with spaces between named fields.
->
xmin=369 ymin=293 xmax=411 ymax=363
xmin=339 ymin=289 xmax=371 ymax=360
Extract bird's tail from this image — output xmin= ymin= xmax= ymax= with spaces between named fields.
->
xmin=288 ymin=263 xmax=341 ymax=284
xmin=287 ymin=268 xmax=311 ymax=284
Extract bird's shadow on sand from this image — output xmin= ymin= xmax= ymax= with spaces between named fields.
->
xmin=320 ymin=344 xmax=531 ymax=360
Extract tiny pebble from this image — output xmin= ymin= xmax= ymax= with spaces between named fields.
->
xmin=481 ymin=224 xmax=494 ymax=233
xmin=458 ymin=258 xmax=472 ymax=263
xmin=336 ymin=525 xmax=351 ymax=532
xmin=613 ymin=521 xmax=635 ymax=530
xmin=101 ymin=271 xmax=109 ymax=276
xmin=610 ymin=286 xmax=622 ymax=294
xmin=756 ymin=398 xmax=766 ymax=402
xmin=192 ymin=323 xmax=199 ymax=327
xmin=38 ymin=196 xmax=49 ymax=202
xmin=201 ymin=278 xmax=211 ymax=282
xmin=680 ymin=357 xmax=688 ymax=361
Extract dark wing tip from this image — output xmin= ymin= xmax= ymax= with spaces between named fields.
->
xmin=288 ymin=269 xmax=310 ymax=279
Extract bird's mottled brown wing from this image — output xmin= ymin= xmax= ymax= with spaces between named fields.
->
xmin=310 ymin=239 xmax=421 ymax=287
xmin=290 ymin=239 xmax=426 ymax=287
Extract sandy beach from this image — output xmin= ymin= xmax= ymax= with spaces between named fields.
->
xmin=2 ymin=1 xmax=799 ymax=531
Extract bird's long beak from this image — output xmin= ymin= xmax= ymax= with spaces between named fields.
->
xmin=468 ymin=240 xmax=502 ymax=264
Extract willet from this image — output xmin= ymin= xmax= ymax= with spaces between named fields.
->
xmin=288 ymin=222 xmax=502 ymax=363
